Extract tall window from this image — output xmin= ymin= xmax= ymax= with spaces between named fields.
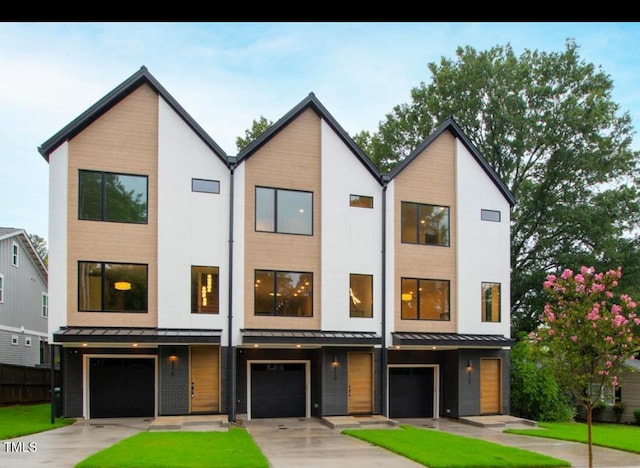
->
xmin=41 ymin=293 xmax=48 ymax=318
xmin=11 ymin=242 xmax=19 ymax=266
xmin=0 ymin=274 xmax=3 ymax=303
xmin=39 ymin=338 xmax=50 ymax=365
xmin=254 ymin=270 xmax=312 ymax=316
xmin=401 ymin=278 xmax=450 ymax=320
xmin=191 ymin=266 xmax=219 ymax=314
xmin=78 ymin=261 xmax=148 ymax=312
xmin=401 ymin=202 xmax=450 ymax=246
xmin=350 ymin=274 xmax=373 ymax=317
xmin=79 ymin=170 xmax=148 ymax=223
xmin=255 ymin=187 xmax=313 ymax=235
xmin=481 ymin=282 xmax=501 ymax=322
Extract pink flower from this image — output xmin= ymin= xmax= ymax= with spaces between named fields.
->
xmin=561 ymin=269 xmax=573 ymax=279
xmin=575 ymin=274 xmax=584 ymax=283
xmin=571 ymin=335 xmax=578 ymax=343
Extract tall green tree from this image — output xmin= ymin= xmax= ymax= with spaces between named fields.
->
xmin=236 ymin=115 xmax=273 ymax=152
xmin=29 ymin=234 xmax=48 ymax=266
xmin=354 ymin=40 xmax=640 ymax=336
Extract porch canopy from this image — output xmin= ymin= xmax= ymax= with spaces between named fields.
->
xmin=53 ymin=326 xmax=222 ymax=344
xmin=392 ymin=332 xmax=514 ymax=348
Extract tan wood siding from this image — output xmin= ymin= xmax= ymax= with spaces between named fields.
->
xmin=66 ymin=84 xmax=158 ymax=328
xmin=348 ymin=352 xmax=373 ymax=414
xmin=480 ymin=358 xmax=501 ymax=414
xmin=394 ymin=132 xmax=457 ymax=333
xmin=243 ymin=109 xmax=321 ymax=330
xmin=190 ymin=346 xmax=220 ymax=413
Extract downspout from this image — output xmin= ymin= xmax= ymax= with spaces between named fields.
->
xmin=380 ymin=178 xmax=388 ymax=417
xmin=227 ymin=159 xmax=236 ymax=423
xmin=50 ymin=343 xmax=55 ymax=423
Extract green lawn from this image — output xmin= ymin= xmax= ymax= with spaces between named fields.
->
xmin=75 ymin=430 xmax=269 ymax=468
xmin=0 ymin=403 xmax=74 ymax=439
xmin=506 ymin=421 xmax=640 ymax=453
xmin=343 ymin=424 xmax=571 ymax=468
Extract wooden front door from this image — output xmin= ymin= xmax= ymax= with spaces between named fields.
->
xmin=190 ymin=346 xmax=219 ymax=413
xmin=348 ymin=352 xmax=373 ymax=414
xmin=480 ymin=358 xmax=501 ymax=414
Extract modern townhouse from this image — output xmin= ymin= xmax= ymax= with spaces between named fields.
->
xmin=0 ymin=228 xmax=49 ymax=367
xmin=39 ymin=66 xmax=515 ymax=422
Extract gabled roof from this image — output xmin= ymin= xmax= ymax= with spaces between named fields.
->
xmin=0 ymin=227 xmax=48 ymax=283
xmin=38 ymin=66 xmax=228 ymax=166
xmin=235 ymin=92 xmax=383 ymax=183
xmin=387 ymin=117 xmax=516 ymax=207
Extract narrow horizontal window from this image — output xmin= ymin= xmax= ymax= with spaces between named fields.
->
xmin=254 ymin=269 xmax=313 ymax=317
xmin=401 ymin=277 xmax=450 ymax=320
xmin=192 ymin=178 xmax=220 ymax=194
xmin=79 ymin=170 xmax=148 ymax=224
xmin=401 ymin=202 xmax=450 ymax=246
xmin=255 ymin=187 xmax=313 ymax=235
xmin=78 ymin=261 xmax=148 ymax=313
xmin=481 ymin=209 xmax=501 ymax=222
xmin=350 ymin=194 xmax=373 ymax=209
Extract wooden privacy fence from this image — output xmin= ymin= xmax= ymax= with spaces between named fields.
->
xmin=0 ymin=363 xmax=60 ymax=405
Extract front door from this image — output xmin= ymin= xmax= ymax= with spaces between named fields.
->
xmin=190 ymin=346 xmax=219 ymax=413
xmin=480 ymin=358 xmax=501 ymax=414
xmin=348 ymin=352 xmax=373 ymax=414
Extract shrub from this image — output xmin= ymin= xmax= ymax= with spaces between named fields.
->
xmin=634 ymin=408 xmax=640 ymax=425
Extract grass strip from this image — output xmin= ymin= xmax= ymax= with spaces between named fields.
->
xmin=0 ymin=403 xmax=74 ymax=439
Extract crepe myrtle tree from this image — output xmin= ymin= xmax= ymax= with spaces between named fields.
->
xmin=530 ymin=266 xmax=640 ymax=468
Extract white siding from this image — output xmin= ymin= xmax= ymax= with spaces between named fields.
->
xmin=156 ymin=98 xmax=230 ymax=338
xmin=48 ymin=143 xmax=69 ymax=343
xmin=320 ymin=120 xmax=382 ymax=332
xmin=455 ymin=140 xmax=511 ymax=337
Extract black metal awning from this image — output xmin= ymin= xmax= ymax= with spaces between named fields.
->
xmin=392 ymin=332 xmax=514 ymax=348
xmin=53 ymin=327 xmax=222 ymax=344
xmin=241 ymin=329 xmax=381 ymax=346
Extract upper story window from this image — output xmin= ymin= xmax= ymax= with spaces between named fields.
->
xmin=401 ymin=202 xmax=450 ymax=247
xmin=0 ymin=274 xmax=3 ymax=303
xmin=192 ymin=178 xmax=220 ymax=194
xmin=401 ymin=277 xmax=450 ymax=320
xmin=191 ymin=266 xmax=219 ymax=314
xmin=78 ymin=261 xmax=148 ymax=313
xmin=79 ymin=170 xmax=148 ymax=224
xmin=41 ymin=293 xmax=48 ymax=318
xmin=481 ymin=282 xmax=501 ymax=322
xmin=255 ymin=187 xmax=313 ymax=235
xmin=11 ymin=242 xmax=19 ymax=267
xmin=350 ymin=274 xmax=373 ymax=318
xmin=481 ymin=209 xmax=501 ymax=222
xmin=350 ymin=194 xmax=373 ymax=209
xmin=254 ymin=269 xmax=312 ymax=317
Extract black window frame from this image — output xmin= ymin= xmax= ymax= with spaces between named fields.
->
xmin=78 ymin=169 xmax=149 ymax=224
xmin=349 ymin=273 xmax=373 ymax=318
xmin=192 ymin=178 xmax=220 ymax=194
xmin=349 ymin=194 xmax=374 ymax=209
xmin=191 ymin=265 xmax=220 ymax=314
xmin=481 ymin=282 xmax=501 ymax=322
xmin=400 ymin=277 xmax=450 ymax=321
xmin=401 ymin=201 xmax=450 ymax=247
xmin=254 ymin=269 xmax=313 ymax=317
xmin=255 ymin=186 xmax=313 ymax=236
xmin=77 ymin=261 xmax=148 ymax=313
xmin=481 ymin=209 xmax=501 ymax=222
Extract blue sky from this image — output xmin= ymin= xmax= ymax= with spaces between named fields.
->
xmin=2 ymin=22 xmax=640 ymax=241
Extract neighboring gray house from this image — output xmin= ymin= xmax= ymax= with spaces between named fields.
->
xmin=0 ymin=228 xmax=49 ymax=367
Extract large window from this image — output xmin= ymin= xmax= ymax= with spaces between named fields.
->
xmin=255 ymin=187 xmax=313 ymax=235
xmin=254 ymin=270 xmax=312 ymax=316
xmin=78 ymin=261 xmax=148 ymax=313
xmin=79 ymin=170 xmax=148 ymax=223
xmin=401 ymin=202 xmax=450 ymax=246
xmin=401 ymin=278 xmax=450 ymax=320
xmin=481 ymin=282 xmax=501 ymax=322
xmin=191 ymin=266 xmax=219 ymax=314
xmin=350 ymin=274 xmax=373 ymax=317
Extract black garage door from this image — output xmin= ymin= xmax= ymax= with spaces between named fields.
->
xmin=251 ymin=363 xmax=305 ymax=418
xmin=89 ymin=358 xmax=155 ymax=418
xmin=389 ymin=367 xmax=434 ymax=418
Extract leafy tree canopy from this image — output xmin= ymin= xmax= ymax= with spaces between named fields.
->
xmin=29 ymin=234 xmax=48 ymax=266
xmin=353 ymin=39 xmax=640 ymax=336
xmin=236 ymin=115 xmax=273 ymax=152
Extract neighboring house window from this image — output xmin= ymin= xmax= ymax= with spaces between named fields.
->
xmin=401 ymin=202 xmax=450 ymax=246
xmin=481 ymin=282 xmax=501 ymax=322
xmin=481 ymin=209 xmax=501 ymax=222
xmin=350 ymin=274 xmax=373 ymax=318
xmin=11 ymin=242 xmax=19 ymax=266
xmin=11 ymin=335 xmax=18 ymax=345
xmin=191 ymin=266 xmax=219 ymax=314
xmin=401 ymin=277 xmax=450 ymax=320
xmin=350 ymin=194 xmax=373 ymax=208
xmin=41 ymin=293 xmax=48 ymax=318
xmin=78 ymin=170 xmax=148 ymax=224
xmin=0 ymin=274 xmax=4 ymax=303
xmin=39 ymin=338 xmax=50 ymax=365
xmin=255 ymin=187 xmax=313 ymax=235
xmin=192 ymin=178 xmax=220 ymax=194
xmin=25 ymin=337 xmax=32 ymax=347
xmin=591 ymin=383 xmax=615 ymax=405
xmin=254 ymin=270 xmax=312 ymax=316
xmin=78 ymin=261 xmax=148 ymax=312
